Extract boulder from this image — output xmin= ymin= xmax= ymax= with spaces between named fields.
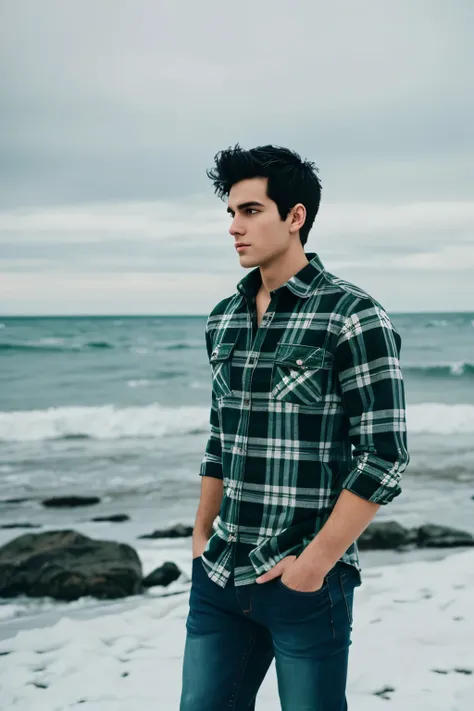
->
xmin=91 ymin=514 xmax=130 ymax=523
xmin=358 ymin=521 xmax=474 ymax=551
xmin=1 ymin=498 xmax=30 ymax=505
xmin=138 ymin=523 xmax=193 ymax=540
xmin=42 ymin=496 xmax=101 ymax=508
xmin=357 ymin=521 xmax=413 ymax=550
xmin=417 ymin=524 xmax=474 ymax=548
xmin=143 ymin=562 xmax=182 ymax=588
xmin=0 ymin=530 xmax=143 ymax=601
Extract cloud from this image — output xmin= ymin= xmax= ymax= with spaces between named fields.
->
xmin=0 ymin=1 xmax=472 ymax=207
xmin=1 ymin=197 xmax=472 ymax=267
xmin=1 ymin=194 xmax=473 ymax=314
xmin=0 ymin=270 xmax=237 ymax=316
xmin=0 ymin=0 xmax=472 ymax=312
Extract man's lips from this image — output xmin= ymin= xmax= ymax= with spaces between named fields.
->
xmin=235 ymin=243 xmax=250 ymax=251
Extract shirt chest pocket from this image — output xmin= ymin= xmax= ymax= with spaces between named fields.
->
xmin=209 ymin=341 xmax=237 ymax=398
xmin=270 ymin=342 xmax=334 ymax=405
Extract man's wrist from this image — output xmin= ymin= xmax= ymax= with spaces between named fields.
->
xmin=297 ymin=546 xmax=334 ymax=578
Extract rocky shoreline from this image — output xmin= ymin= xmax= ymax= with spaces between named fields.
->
xmin=1 ymin=495 xmax=473 ymax=603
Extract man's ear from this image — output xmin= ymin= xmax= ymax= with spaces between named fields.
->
xmin=289 ymin=203 xmax=306 ymax=233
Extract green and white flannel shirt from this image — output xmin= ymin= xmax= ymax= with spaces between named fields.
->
xmin=199 ymin=252 xmax=409 ymax=587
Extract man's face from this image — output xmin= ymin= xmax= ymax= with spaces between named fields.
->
xmin=227 ymin=177 xmax=296 ymax=268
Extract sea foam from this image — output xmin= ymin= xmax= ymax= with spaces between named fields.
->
xmin=0 ymin=402 xmax=473 ymax=442
xmin=0 ymin=404 xmax=211 ymax=442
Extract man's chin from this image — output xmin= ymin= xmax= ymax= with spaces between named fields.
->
xmin=238 ymin=254 xmax=259 ymax=268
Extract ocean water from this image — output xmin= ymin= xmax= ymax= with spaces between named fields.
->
xmin=1 ymin=313 xmax=474 ymax=560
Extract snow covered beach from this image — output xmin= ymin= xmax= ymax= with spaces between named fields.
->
xmin=0 ymin=546 xmax=473 ymax=711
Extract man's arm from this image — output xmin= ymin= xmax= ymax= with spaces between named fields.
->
xmin=192 ymin=319 xmax=224 ymax=559
xmin=193 ymin=476 xmax=223 ymax=558
xmin=290 ymin=490 xmax=380 ymax=581
xmin=335 ymin=303 xmax=409 ymax=500
xmin=257 ymin=302 xmax=409 ymax=588
xmin=298 ymin=302 xmax=409 ymax=572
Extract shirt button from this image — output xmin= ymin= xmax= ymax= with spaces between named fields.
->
xmin=228 ymin=534 xmax=237 ymax=542
xmin=296 ymin=359 xmax=303 ymax=365
xmin=243 ymin=398 xmax=250 ymax=406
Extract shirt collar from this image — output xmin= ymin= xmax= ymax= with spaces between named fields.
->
xmin=236 ymin=252 xmax=326 ymax=300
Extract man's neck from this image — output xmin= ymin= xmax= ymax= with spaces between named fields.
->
xmin=258 ymin=249 xmax=310 ymax=298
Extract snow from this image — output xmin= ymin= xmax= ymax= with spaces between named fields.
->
xmin=0 ymin=548 xmax=473 ymax=711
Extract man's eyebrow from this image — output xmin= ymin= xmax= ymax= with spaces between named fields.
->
xmin=226 ymin=201 xmax=265 ymax=214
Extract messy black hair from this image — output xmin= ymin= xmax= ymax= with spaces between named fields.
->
xmin=206 ymin=143 xmax=322 ymax=246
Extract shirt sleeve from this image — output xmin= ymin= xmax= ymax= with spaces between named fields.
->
xmin=335 ymin=301 xmax=410 ymax=505
xmin=199 ymin=318 xmax=224 ymax=480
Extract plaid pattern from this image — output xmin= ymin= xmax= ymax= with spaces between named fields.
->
xmin=199 ymin=252 xmax=409 ymax=587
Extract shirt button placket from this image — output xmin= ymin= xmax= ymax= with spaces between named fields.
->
xmin=234 ymin=353 xmax=254 ymax=559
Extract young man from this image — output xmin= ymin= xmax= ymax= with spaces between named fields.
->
xmin=180 ymin=145 xmax=409 ymax=711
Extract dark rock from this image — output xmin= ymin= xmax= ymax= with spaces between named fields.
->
xmin=1 ymin=523 xmax=42 ymax=529
xmin=91 ymin=514 xmax=130 ymax=523
xmin=405 ymin=527 xmax=420 ymax=545
xmin=417 ymin=524 xmax=474 ymax=548
xmin=358 ymin=521 xmax=411 ymax=550
xmin=0 ymin=498 xmax=30 ymax=505
xmin=42 ymin=496 xmax=101 ymax=508
xmin=357 ymin=521 xmax=474 ymax=551
xmin=0 ymin=529 xmax=143 ymax=601
xmin=373 ymin=686 xmax=395 ymax=700
xmin=138 ymin=523 xmax=193 ymax=540
xmin=143 ymin=561 xmax=182 ymax=588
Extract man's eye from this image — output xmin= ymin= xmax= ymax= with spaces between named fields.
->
xmin=228 ymin=209 xmax=258 ymax=217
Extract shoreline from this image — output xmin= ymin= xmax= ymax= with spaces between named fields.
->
xmin=0 ymin=539 xmax=471 ymax=640
xmin=0 ymin=547 xmax=473 ymax=710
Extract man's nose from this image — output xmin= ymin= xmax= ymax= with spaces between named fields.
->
xmin=229 ymin=217 xmax=244 ymax=237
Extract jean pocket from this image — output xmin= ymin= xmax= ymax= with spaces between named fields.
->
xmin=191 ymin=556 xmax=203 ymax=576
xmin=270 ymin=343 xmax=333 ymax=405
xmin=277 ymin=576 xmax=328 ymax=597
xmin=340 ymin=564 xmax=361 ymax=589
xmin=339 ymin=573 xmax=356 ymax=628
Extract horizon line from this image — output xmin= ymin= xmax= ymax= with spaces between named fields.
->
xmin=1 ymin=310 xmax=474 ymax=319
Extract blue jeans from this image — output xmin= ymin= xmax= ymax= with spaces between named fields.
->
xmin=180 ymin=557 xmax=361 ymax=710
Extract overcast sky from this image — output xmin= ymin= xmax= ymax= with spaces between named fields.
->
xmin=1 ymin=0 xmax=473 ymax=315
